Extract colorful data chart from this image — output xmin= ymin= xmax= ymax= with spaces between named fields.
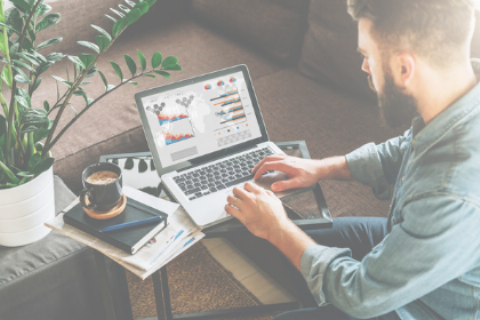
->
xmin=158 ymin=113 xmax=188 ymax=125
xmin=205 ymin=83 xmax=212 ymax=90
xmin=229 ymin=76 xmax=236 ymax=83
xmin=217 ymin=80 xmax=225 ymax=87
xmin=163 ymin=132 xmax=195 ymax=145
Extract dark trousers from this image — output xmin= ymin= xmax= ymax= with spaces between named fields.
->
xmin=273 ymin=217 xmax=399 ymax=320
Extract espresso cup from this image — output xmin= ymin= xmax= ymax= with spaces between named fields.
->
xmin=80 ymin=163 xmax=123 ymax=211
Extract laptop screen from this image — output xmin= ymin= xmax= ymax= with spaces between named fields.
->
xmin=139 ymin=70 xmax=263 ymax=169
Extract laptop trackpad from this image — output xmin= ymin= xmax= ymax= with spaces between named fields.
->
xmin=225 ymin=171 xmax=291 ymax=198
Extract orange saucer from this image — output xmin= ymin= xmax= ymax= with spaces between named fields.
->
xmin=83 ymin=193 xmax=127 ymax=220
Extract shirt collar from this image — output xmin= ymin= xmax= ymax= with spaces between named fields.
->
xmin=410 ymin=59 xmax=480 ymax=157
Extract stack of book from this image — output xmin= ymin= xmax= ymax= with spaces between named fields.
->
xmin=45 ymin=186 xmax=204 ymax=279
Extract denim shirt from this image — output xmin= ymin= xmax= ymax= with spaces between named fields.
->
xmin=301 ymin=62 xmax=480 ymax=319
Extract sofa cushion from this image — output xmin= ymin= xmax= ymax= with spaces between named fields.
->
xmin=37 ymin=16 xmax=282 ymax=193
xmin=191 ymin=0 xmax=309 ymax=65
xmin=298 ymin=0 xmax=376 ymax=103
xmin=253 ymin=68 xmax=404 ymax=217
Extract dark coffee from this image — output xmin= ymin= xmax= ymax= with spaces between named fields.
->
xmin=80 ymin=163 xmax=123 ymax=211
xmin=87 ymin=171 xmax=119 ymax=185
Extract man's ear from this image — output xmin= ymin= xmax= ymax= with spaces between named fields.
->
xmin=391 ymin=53 xmax=415 ymax=88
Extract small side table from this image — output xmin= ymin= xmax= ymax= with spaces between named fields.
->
xmin=97 ymin=140 xmax=332 ymax=320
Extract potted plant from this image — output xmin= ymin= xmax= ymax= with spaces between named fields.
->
xmin=0 ymin=0 xmax=182 ymax=246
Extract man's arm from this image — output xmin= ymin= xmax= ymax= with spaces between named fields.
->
xmin=227 ymin=187 xmax=480 ymax=318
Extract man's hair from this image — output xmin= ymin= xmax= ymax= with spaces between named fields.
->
xmin=347 ymin=0 xmax=476 ymax=68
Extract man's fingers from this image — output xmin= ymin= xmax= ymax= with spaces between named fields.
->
xmin=254 ymin=161 xmax=290 ymax=180
xmin=225 ymin=204 xmax=242 ymax=221
xmin=232 ymin=187 xmax=250 ymax=201
xmin=252 ymin=155 xmax=286 ymax=174
xmin=271 ymin=178 xmax=299 ymax=192
xmin=244 ymin=181 xmax=262 ymax=194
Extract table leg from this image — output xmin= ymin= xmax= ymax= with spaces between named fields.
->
xmin=152 ymin=269 xmax=167 ymax=320
xmin=94 ymin=250 xmax=117 ymax=320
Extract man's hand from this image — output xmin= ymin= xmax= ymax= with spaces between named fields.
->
xmin=225 ymin=181 xmax=316 ymax=271
xmin=252 ymin=154 xmax=323 ymax=192
xmin=225 ymin=182 xmax=291 ymax=240
xmin=253 ymin=154 xmax=353 ymax=192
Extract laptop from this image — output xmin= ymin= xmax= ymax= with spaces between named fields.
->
xmin=135 ymin=65 xmax=288 ymax=228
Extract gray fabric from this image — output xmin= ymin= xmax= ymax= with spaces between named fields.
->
xmin=298 ymin=0 xmax=376 ymax=103
xmin=191 ymin=0 xmax=309 ymax=64
xmin=0 ymin=177 xmax=128 ymax=320
xmin=251 ymin=68 xmax=402 ymax=217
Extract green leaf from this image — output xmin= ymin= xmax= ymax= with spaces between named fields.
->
xmin=124 ymin=0 xmax=136 ymax=7
xmin=16 ymin=171 xmax=34 ymax=177
xmin=36 ymin=37 xmax=62 ymax=50
xmin=15 ymin=74 xmax=28 ymax=83
xmin=21 ymin=37 xmax=34 ymax=51
xmin=138 ymin=159 xmax=148 ymax=173
xmin=125 ymin=8 xmax=141 ymax=26
xmin=134 ymin=1 xmax=150 ymax=15
xmin=80 ymin=81 xmax=91 ymax=86
xmin=35 ymin=3 xmax=52 ymax=17
xmin=70 ymin=105 xmax=78 ymax=117
xmin=112 ymin=17 xmax=127 ymax=37
xmin=146 ymin=0 xmax=157 ymax=7
xmin=124 ymin=54 xmax=136 ymax=76
xmin=43 ymin=101 xmax=49 ymax=112
xmin=36 ymin=13 xmax=61 ymax=32
xmin=32 ymin=77 xmax=42 ymax=92
xmin=154 ymin=70 xmax=170 ymax=78
xmin=91 ymin=24 xmax=112 ymax=41
xmin=118 ymin=4 xmax=130 ymax=13
xmin=33 ymin=157 xmax=54 ymax=176
xmin=98 ymin=70 xmax=109 ymax=91
xmin=67 ymin=55 xmax=85 ymax=69
xmin=34 ymin=120 xmax=52 ymax=143
xmin=78 ymin=40 xmax=99 ymax=54
xmin=16 ymin=53 xmax=39 ymax=66
xmin=94 ymin=35 xmax=110 ymax=52
xmin=51 ymin=75 xmax=73 ymax=88
xmin=95 ymin=36 xmax=111 ymax=51
xmin=128 ymin=81 xmax=137 ymax=86
xmin=15 ymin=95 xmax=30 ymax=109
xmin=110 ymin=8 xmax=125 ymax=18
xmin=107 ymin=84 xmax=116 ymax=91
xmin=110 ymin=61 xmax=123 ymax=81
xmin=161 ymin=56 xmax=177 ymax=69
xmin=1 ymin=67 xmax=12 ymax=89
xmin=12 ymin=59 xmax=35 ymax=72
xmin=6 ymin=8 xmax=23 ymax=35
xmin=124 ymin=158 xmax=134 ymax=170
xmin=142 ymin=73 xmax=156 ymax=79
xmin=46 ymin=52 xmax=64 ymax=63
xmin=11 ymin=65 xmax=31 ymax=84
xmin=35 ymin=62 xmax=52 ymax=76
xmin=20 ymin=109 xmax=49 ymax=134
xmin=0 ymin=114 xmax=6 ymax=137
xmin=16 ymin=87 xmax=31 ymax=107
xmin=10 ymin=0 xmax=31 ymax=14
xmin=78 ymin=54 xmax=96 ymax=68
xmin=137 ymin=49 xmax=146 ymax=71
xmin=105 ymin=14 xmax=117 ymax=23
xmin=151 ymin=52 xmax=162 ymax=69
xmin=165 ymin=64 xmax=182 ymax=71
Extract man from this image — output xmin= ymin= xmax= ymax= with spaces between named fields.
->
xmin=225 ymin=0 xmax=480 ymax=319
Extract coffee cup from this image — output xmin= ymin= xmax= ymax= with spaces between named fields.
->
xmin=80 ymin=163 xmax=123 ymax=211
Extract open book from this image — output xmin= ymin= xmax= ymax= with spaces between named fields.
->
xmin=45 ymin=186 xmax=204 ymax=280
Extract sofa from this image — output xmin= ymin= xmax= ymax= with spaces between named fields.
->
xmin=3 ymin=0 xmax=480 ymax=319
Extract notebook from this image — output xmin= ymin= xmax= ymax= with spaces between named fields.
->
xmin=63 ymin=197 xmax=167 ymax=254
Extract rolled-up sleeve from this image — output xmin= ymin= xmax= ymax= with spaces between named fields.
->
xmin=345 ymin=129 xmax=411 ymax=200
xmin=299 ymin=196 xmax=480 ymax=318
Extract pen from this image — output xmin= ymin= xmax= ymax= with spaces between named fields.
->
xmin=100 ymin=216 xmax=163 ymax=232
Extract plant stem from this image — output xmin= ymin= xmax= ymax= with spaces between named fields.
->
xmin=42 ymin=27 xmax=128 ymax=159
xmin=46 ymin=71 xmax=154 ymax=149
xmin=0 ymin=0 xmax=9 ymax=118
xmin=5 ymin=0 xmax=42 ymax=166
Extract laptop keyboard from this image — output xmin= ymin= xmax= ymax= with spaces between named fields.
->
xmin=172 ymin=147 xmax=274 ymax=201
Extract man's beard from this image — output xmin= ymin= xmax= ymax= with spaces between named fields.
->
xmin=368 ymin=73 xmax=418 ymax=129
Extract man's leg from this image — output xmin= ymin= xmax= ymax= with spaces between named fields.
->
xmin=273 ymin=304 xmax=399 ymax=320
xmin=280 ymin=217 xmax=390 ymax=316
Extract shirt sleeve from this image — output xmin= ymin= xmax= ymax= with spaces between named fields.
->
xmin=300 ymin=196 xmax=480 ymax=318
xmin=345 ymin=129 xmax=411 ymax=200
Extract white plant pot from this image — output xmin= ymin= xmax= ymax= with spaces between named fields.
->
xmin=0 ymin=166 xmax=55 ymax=247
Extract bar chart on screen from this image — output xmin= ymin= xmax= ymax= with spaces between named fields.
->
xmin=162 ymin=118 xmax=195 ymax=145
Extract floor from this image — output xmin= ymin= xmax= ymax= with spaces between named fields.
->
xmin=201 ymin=238 xmax=296 ymax=305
